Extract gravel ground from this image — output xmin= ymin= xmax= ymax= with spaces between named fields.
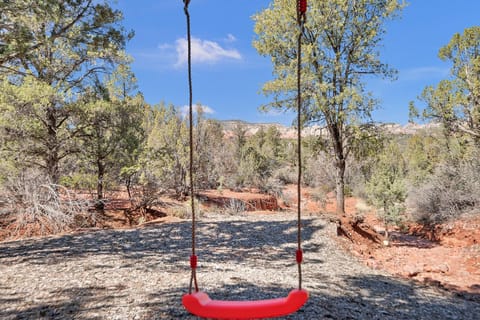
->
xmin=1 ymin=213 xmax=479 ymax=319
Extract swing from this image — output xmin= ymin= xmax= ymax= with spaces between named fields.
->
xmin=182 ymin=1 xmax=309 ymax=319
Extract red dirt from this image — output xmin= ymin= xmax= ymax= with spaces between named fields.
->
xmin=1 ymin=186 xmax=479 ymax=297
xmin=236 ymin=185 xmax=480 ymax=295
xmin=321 ymin=195 xmax=480 ymax=295
xmin=199 ymin=189 xmax=279 ymax=211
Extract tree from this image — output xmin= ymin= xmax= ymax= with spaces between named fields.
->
xmin=76 ymin=65 xmax=145 ymax=209
xmin=0 ymin=0 xmax=50 ymax=65
xmin=366 ymin=141 xmax=406 ymax=242
xmin=253 ymin=0 xmax=404 ymax=213
xmin=0 ymin=0 xmax=131 ymax=183
xmin=142 ymin=103 xmax=189 ymax=198
xmin=414 ymin=27 xmax=480 ymax=147
xmin=264 ymin=126 xmax=283 ymax=160
xmin=194 ymin=108 xmax=225 ymax=189
xmin=405 ymin=133 xmax=442 ymax=186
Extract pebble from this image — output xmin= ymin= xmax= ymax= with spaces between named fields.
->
xmin=0 ymin=212 xmax=478 ymax=319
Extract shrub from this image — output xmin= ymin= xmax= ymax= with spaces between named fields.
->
xmin=1 ymin=171 xmax=92 ymax=237
xmin=408 ymin=154 xmax=480 ymax=224
xmin=131 ymin=170 xmax=166 ymax=211
xmin=365 ymin=141 xmax=407 ymax=240
xmin=259 ymin=177 xmax=284 ymax=198
xmin=59 ymin=173 xmax=97 ymax=191
xmin=170 ymin=198 xmax=203 ymax=219
xmin=303 ymin=152 xmax=335 ymax=189
xmin=223 ymin=199 xmax=247 ymax=215
xmin=274 ymin=166 xmax=298 ymax=185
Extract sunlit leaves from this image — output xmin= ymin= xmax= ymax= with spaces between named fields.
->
xmin=253 ymin=0 xmax=404 ymax=212
xmin=417 ymin=27 xmax=480 ymax=145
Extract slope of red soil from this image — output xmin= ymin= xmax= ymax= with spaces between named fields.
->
xmin=199 ymin=189 xmax=279 ymax=211
xmin=322 ymin=195 xmax=480 ymax=295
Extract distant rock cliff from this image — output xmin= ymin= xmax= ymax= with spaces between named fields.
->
xmin=220 ymin=120 xmax=440 ymax=138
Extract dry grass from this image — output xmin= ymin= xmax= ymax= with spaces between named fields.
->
xmin=0 ymin=173 xmax=92 ymax=238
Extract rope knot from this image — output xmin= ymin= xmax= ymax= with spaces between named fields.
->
xmin=297 ymin=0 xmax=307 ymax=25
xmin=298 ymin=0 xmax=307 ymax=13
xmin=190 ymin=255 xmax=198 ymax=269
xmin=296 ymin=250 xmax=303 ymax=264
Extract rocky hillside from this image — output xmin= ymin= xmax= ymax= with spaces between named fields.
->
xmin=220 ymin=119 xmax=441 ymax=139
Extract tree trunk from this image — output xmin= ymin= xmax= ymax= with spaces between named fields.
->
xmin=383 ymin=203 xmax=390 ymax=246
xmin=96 ymin=160 xmax=105 ymax=211
xmin=46 ymin=107 xmax=60 ymax=184
xmin=46 ymin=150 xmax=59 ymax=184
xmin=330 ymin=122 xmax=346 ymax=215
xmin=335 ymin=158 xmax=346 ymax=214
xmin=125 ymin=175 xmax=133 ymax=205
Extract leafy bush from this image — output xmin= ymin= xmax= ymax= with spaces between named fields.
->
xmin=59 ymin=173 xmax=97 ymax=191
xmin=365 ymin=141 xmax=407 ymax=240
xmin=259 ymin=178 xmax=284 ymax=198
xmin=274 ymin=166 xmax=298 ymax=185
xmin=408 ymin=154 xmax=480 ymax=224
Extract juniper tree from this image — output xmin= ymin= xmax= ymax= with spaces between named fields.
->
xmin=414 ymin=26 xmax=480 ymax=147
xmin=0 ymin=0 xmax=132 ymax=183
xmin=366 ymin=142 xmax=407 ymax=242
xmin=76 ymin=65 xmax=145 ymax=208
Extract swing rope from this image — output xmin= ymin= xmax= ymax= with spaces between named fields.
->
xmin=184 ymin=0 xmax=307 ymax=297
xmin=296 ymin=0 xmax=307 ymax=291
xmin=184 ymin=0 xmax=198 ymax=295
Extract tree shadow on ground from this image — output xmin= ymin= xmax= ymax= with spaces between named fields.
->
xmin=1 ymin=217 xmax=479 ymax=319
xmin=390 ymin=231 xmax=439 ymax=249
xmin=3 ymin=275 xmax=478 ymax=320
xmin=0 ymin=217 xmax=320 ymax=269
xmin=145 ymin=275 xmax=479 ymax=320
xmin=0 ymin=285 xmax=122 ymax=320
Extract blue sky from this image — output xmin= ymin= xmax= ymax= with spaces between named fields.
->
xmin=115 ymin=0 xmax=480 ymax=125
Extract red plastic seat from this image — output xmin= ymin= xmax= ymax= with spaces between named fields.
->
xmin=182 ymin=289 xmax=308 ymax=319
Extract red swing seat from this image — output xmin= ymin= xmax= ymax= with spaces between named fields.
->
xmin=181 ymin=1 xmax=309 ymax=318
xmin=182 ymin=289 xmax=308 ymax=319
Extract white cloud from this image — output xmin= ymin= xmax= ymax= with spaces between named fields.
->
xmin=224 ymin=33 xmax=237 ymax=43
xmin=173 ymin=37 xmax=241 ymax=67
xmin=181 ymin=104 xmax=215 ymax=116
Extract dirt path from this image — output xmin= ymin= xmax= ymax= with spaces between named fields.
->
xmin=0 ymin=213 xmax=478 ymax=319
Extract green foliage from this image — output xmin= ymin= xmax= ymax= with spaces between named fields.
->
xmin=59 ymin=173 xmax=97 ymax=191
xmin=237 ymin=144 xmax=272 ymax=188
xmin=413 ymin=26 xmax=480 ymax=146
xmin=235 ymin=126 xmax=288 ymax=189
xmin=366 ymin=141 xmax=407 ymax=237
xmin=194 ymin=109 xmax=226 ymax=189
xmin=408 ymin=26 xmax=480 ymax=223
xmin=0 ymin=0 xmax=132 ymax=68
xmin=405 ymin=133 xmax=443 ymax=186
xmin=141 ymin=103 xmax=189 ymax=197
xmin=0 ymin=75 xmax=77 ymax=182
xmin=75 ymin=65 xmax=145 ymax=203
xmin=0 ymin=0 xmax=131 ymax=183
xmin=409 ymin=146 xmax=480 ymax=224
